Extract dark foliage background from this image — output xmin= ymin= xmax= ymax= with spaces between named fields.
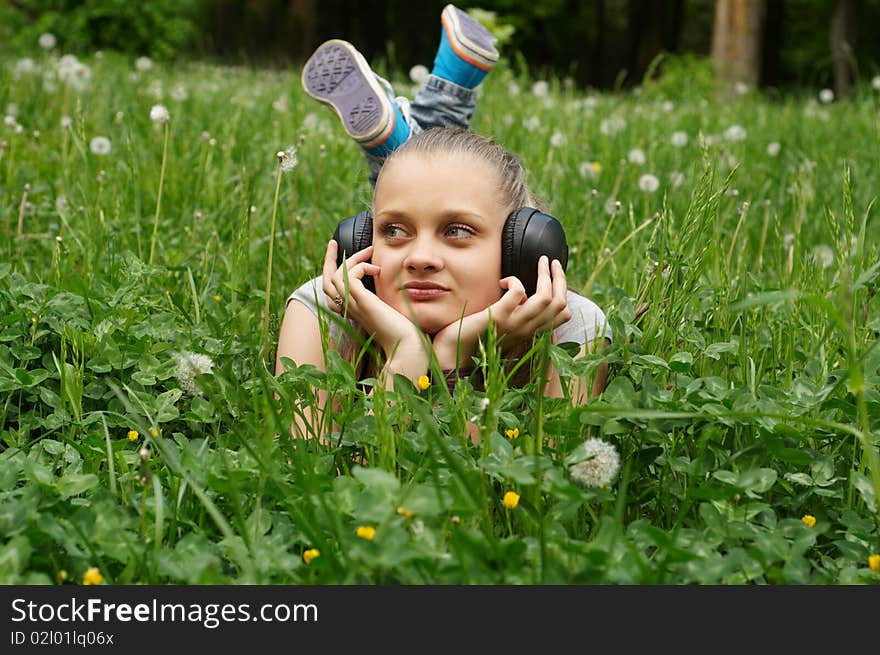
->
xmin=2 ymin=0 xmax=879 ymax=90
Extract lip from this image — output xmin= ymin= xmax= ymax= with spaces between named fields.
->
xmin=402 ymin=281 xmax=449 ymax=290
xmin=402 ymin=281 xmax=450 ymax=301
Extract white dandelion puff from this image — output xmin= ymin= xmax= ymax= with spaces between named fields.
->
xmin=669 ymin=171 xmax=686 ymax=188
xmin=783 ymin=233 xmax=795 ymax=249
xmin=279 ymin=145 xmax=298 ymax=172
xmin=507 ymin=81 xmax=521 ymax=97
xmin=38 ymin=33 xmax=57 ymax=50
xmin=409 ymin=64 xmax=429 ymax=84
xmin=176 ymin=351 xmax=215 ymax=396
xmin=523 ymin=115 xmax=541 ymax=131
xmin=60 ymin=115 xmax=72 ymax=129
xmin=549 ymin=130 xmax=566 ymax=148
xmin=150 ymin=104 xmax=170 ymax=124
xmin=170 ymin=83 xmax=188 ymax=101
xmin=811 ymin=244 xmax=834 ymax=269
xmin=724 ymin=124 xmax=747 ymax=142
xmin=734 ymin=81 xmax=749 ymax=95
xmin=135 ymin=56 xmax=154 ymax=72
xmin=14 ymin=58 xmax=36 ymax=77
xmin=766 ymin=141 xmax=781 ymax=157
xmin=89 ymin=136 xmax=111 ymax=155
xmin=627 ymin=148 xmax=646 ymax=165
xmin=818 ymin=88 xmax=834 ymax=104
xmin=569 ymin=438 xmax=621 ymax=488
xmin=579 ymin=161 xmax=600 ymax=179
xmin=661 ymin=100 xmax=674 ymax=113
xmin=604 ymin=197 xmax=621 ymax=215
xmin=670 ymin=131 xmax=688 ymax=148
xmin=599 ymin=115 xmax=626 ymax=135
xmin=638 ymin=173 xmax=660 ymax=193
xmin=531 ymin=80 xmax=549 ymax=98
xmin=873 ymin=76 xmax=880 ymax=91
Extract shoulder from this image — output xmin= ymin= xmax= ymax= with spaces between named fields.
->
xmin=287 ymin=276 xmax=326 ymax=314
xmin=555 ymin=291 xmax=613 ymax=345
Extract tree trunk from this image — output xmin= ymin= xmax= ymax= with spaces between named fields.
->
xmin=710 ymin=0 xmax=766 ymax=87
xmin=830 ymin=0 xmax=858 ymax=99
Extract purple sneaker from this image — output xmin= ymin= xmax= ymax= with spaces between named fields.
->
xmin=433 ymin=4 xmax=499 ymax=89
xmin=301 ymin=39 xmax=410 ymax=157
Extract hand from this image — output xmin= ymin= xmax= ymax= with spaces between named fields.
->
xmin=432 ymin=256 xmax=571 ymax=367
xmin=322 ymin=239 xmax=425 ymax=357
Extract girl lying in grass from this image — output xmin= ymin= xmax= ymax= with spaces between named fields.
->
xmin=275 ymin=6 xmax=611 ymax=441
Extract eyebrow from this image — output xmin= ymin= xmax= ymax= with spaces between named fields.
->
xmin=374 ymin=208 xmax=490 ymax=226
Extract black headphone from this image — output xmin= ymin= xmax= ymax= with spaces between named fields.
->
xmin=332 ymin=207 xmax=568 ymax=296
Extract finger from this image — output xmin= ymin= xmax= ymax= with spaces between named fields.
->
xmin=498 ymin=276 xmax=527 ymax=310
xmin=322 ymin=240 xmax=340 ymax=299
xmin=533 ymin=255 xmax=552 ymax=300
xmin=550 ymin=258 xmax=568 ymax=309
xmin=342 ymin=244 xmax=374 ymax=269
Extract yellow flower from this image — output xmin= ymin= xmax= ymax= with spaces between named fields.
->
xmin=31 ymin=316 xmax=38 ymax=323
xmin=82 ymin=567 xmax=103 ymax=585
xmin=801 ymin=514 xmax=817 ymax=528
xmin=303 ymin=548 xmax=320 ymax=565
xmin=591 ymin=161 xmax=602 ymax=173
xmin=57 ymin=569 xmax=68 ymax=583
xmin=396 ymin=506 xmax=413 ymax=518
xmin=503 ymin=491 xmax=520 ymax=510
xmin=356 ymin=525 xmax=376 ymax=540
xmin=417 ymin=375 xmax=430 ymax=391
xmin=127 ymin=430 xmax=139 ymax=442
xmin=505 ymin=428 xmax=520 ymax=440
xmin=213 ymin=294 xmax=221 ymax=302
xmin=148 ymin=427 xmax=162 ymax=438
xmin=869 ymin=554 xmax=880 ymax=572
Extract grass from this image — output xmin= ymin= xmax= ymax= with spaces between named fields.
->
xmin=1 ymin=48 xmax=879 ymax=584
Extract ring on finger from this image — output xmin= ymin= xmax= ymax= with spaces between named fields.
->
xmin=333 ymin=294 xmax=343 ymax=307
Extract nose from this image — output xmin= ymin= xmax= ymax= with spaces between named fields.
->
xmin=403 ymin=235 xmax=443 ymax=272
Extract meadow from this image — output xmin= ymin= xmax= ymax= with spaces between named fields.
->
xmin=1 ymin=44 xmax=879 ymax=584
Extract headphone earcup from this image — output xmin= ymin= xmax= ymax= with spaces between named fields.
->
xmin=501 ymin=207 xmax=568 ymax=296
xmin=332 ymin=210 xmax=375 ymax=293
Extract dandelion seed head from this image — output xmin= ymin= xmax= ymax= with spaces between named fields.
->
xmin=638 ymin=173 xmax=660 ymax=193
xmin=170 ymin=83 xmax=188 ymax=101
xmin=872 ymin=76 xmax=880 ymax=91
xmin=38 ymin=33 xmax=57 ymax=50
xmin=671 ymin=131 xmax=688 ymax=148
xmin=531 ymin=80 xmax=549 ymax=98
xmin=89 ymin=136 xmax=111 ymax=155
xmin=766 ymin=141 xmax=781 ymax=157
xmin=14 ymin=58 xmax=35 ymax=77
xmin=811 ymin=244 xmax=834 ymax=269
xmin=176 ymin=351 xmax=215 ymax=396
xmin=783 ymin=232 xmax=795 ymax=249
xmin=149 ymin=104 xmax=170 ymax=124
xmin=724 ymin=124 xmax=747 ymax=142
xmin=734 ymin=81 xmax=749 ymax=95
xmin=135 ymin=56 xmax=154 ymax=72
xmin=60 ymin=115 xmax=72 ymax=129
xmin=569 ymin=438 xmax=620 ymax=488
xmin=818 ymin=88 xmax=834 ymax=104
xmin=550 ymin=130 xmax=566 ymax=148
xmin=278 ymin=145 xmax=298 ymax=172
xmin=409 ymin=64 xmax=429 ymax=84
xmin=599 ymin=115 xmax=626 ymax=135
xmin=627 ymin=148 xmax=646 ymax=165
xmin=669 ymin=171 xmax=685 ymax=188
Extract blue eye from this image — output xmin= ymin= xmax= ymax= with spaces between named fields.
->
xmin=446 ymin=224 xmax=475 ymax=238
xmin=379 ymin=224 xmax=406 ymax=239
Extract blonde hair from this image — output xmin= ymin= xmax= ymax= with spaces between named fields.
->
xmin=342 ymin=127 xmax=544 ymax=390
xmin=375 ymin=127 xmax=544 ymax=215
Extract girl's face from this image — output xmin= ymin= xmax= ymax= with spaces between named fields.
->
xmin=371 ymin=151 xmax=508 ymax=334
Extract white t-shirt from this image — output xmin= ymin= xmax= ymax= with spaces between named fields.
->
xmin=287 ymin=276 xmax=612 ymax=347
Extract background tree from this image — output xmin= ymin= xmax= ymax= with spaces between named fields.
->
xmin=710 ymin=0 xmax=766 ymax=87
xmin=830 ymin=0 xmax=858 ymax=98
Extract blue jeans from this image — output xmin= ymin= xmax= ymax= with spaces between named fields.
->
xmin=365 ymin=74 xmax=477 ymax=188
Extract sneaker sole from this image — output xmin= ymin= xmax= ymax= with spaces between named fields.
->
xmin=301 ymin=39 xmax=394 ymax=146
xmin=441 ymin=5 xmax=499 ymax=71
